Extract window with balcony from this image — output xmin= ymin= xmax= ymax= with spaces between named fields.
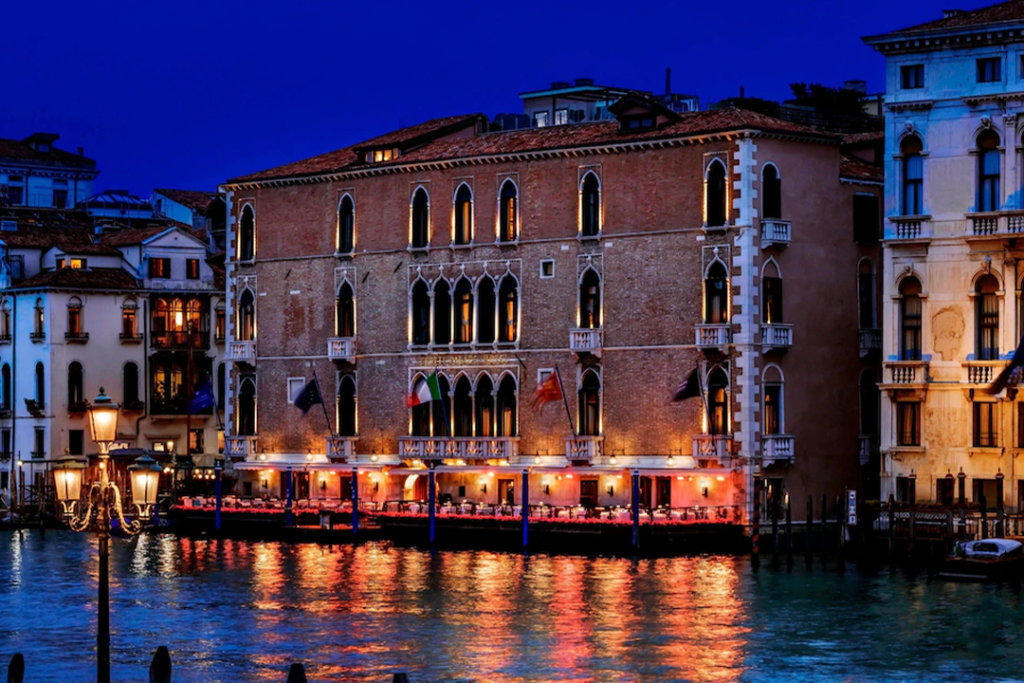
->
xmin=236 ymin=290 xmax=255 ymax=342
xmin=434 ymin=280 xmax=451 ymax=345
xmin=499 ymin=276 xmax=518 ymax=343
xmin=976 ymin=274 xmax=1000 ymax=360
xmin=977 ymin=57 xmax=1001 ymax=83
xmin=579 ymin=269 xmax=601 ymax=328
xmin=853 ymin=194 xmax=880 ymax=245
xmin=237 ymin=377 xmax=256 ymax=436
xmin=337 ymin=195 xmax=355 ymax=254
xmin=33 ymin=427 xmax=44 ymax=458
xmin=900 ymin=64 xmax=924 ymax=89
xmin=707 ymin=368 xmax=729 ymax=435
xmin=217 ymin=363 xmax=225 ymax=410
xmin=762 ymin=263 xmax=783 ymax=324
xmin=411 ymin=280 xmax=430 ymax=345
xmin=899 ymin=277 xmax=922 ymax=360
xmin=763 ymin=366 xmax=783 ymax=435
xmin=475 ymin=375 xmax=494 ymax=437
xmin=704 ymin=261 xmax=729 ymax=324
xmin=762 ymin=164 xmax=781 ymax=220
xmin=410 ymin=374 xmax=442 ymax=437
xmin=337 ymin=374 xmax=356 ymax=437
xmin=499 ymin=180 xmax=518 ymax=242
xmin=578 ymin=370 xmax=601 ymax=436
xmin=858 ymin=259 xmax=876 ymax=329
xmin=33 ymin=298 xmax=44 ymax=338
xmin=705 ymin=159 xmax=727 ymax=227
xmin=453 ymin=184 xmax=473 ymax=245
xmin=153 ymin=297 xmax=207 ymax=348
xmin=124 ymin=362 xmax=139 ymax=407
xmin=66 ymin=297 xmax=83 ymax=338
xmin=149 ymin=258 xmax=171 ymax=279
xmin=580 ymin=172 xmax=601 ymax=237
xmin=0 ymin=299 xmax=9 ymax=340
xmin=454 ymin=278 xmax=473 ymax=344
xmin=860 ymin=368 xmax=879 ymax=436
xmin=336 ymin=282 xmax=355 ymax=337
xmin=35 ymin=362 xmax=45 ymax=406
xmin=121 ymin=299 xmax=138 ymax=339
xmin=896 ymin=401 xmax=920 ymax=446
xmin=901 ymin=136 xmax=923 ymax=215
xmin=67 ymin=362 xmax=84 ymax=410
xmin=239 ymin=204 xmax=256 ymax=261
xmin=453 ymin=376 xmax=473 ymax=436
xmin=973 ymin=401 xmax=998 ymax=447
xmin=477 ymin=277 xmax=495 ymax=344
xmin=411 ymin=187 xmax=430 ymax=248
xmin=977 ymin=130 xmax=1001 ymax=212
xmin=431 ymin=375 xmax=452 ymax=436
xmin=0 ymin=363 xmax=8 ymax=411
xmin=497 ymin=375 xmax=517 ymax=436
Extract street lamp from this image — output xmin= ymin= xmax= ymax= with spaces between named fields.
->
xmin=54 ymin=388 xmax=157 ymax=683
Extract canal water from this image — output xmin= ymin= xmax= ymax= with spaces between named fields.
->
xmin=1 ymin=531 xmax=1022 ymax=682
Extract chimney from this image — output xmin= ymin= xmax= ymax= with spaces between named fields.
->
xmin=943 ymin=9 xmax=964 ymax=18
xmin=739 ymin=85 xmax=745 ymax=99
xmin=77 ymin=146 xmax=84 ymax=157
xmin=665 ymin=67 xmax=672 ymax=96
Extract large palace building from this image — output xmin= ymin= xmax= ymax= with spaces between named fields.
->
xmin=220 ymin=86 xmax=882 ymax=523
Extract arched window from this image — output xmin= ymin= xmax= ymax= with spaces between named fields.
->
xmin=33 ymin=298 xmax=44 ymax=338
xmin=578 ymin=371 xmax=601 ymax=436
xmin=496 ymin=375 xmax=517 ymax=436
xmin=336 ymin=282 xmax=355 ymax=337
xmin=858 ymin=260 xmax=876 ymax=329
xmin=499 ymin=180 xmax=518 ymax=242
xmin=453 ymin=184 xmax=473 ymax=245
xmin=123 ymin=362 xmax=139 ymax=406
xmin=763 ymin=366 xmax=783 ymax=435
xmin=0 ymin=299 xmax=10 ymax=339
xmin=432 ymin=375 xmax=452 ymax=436
xmin=705 ymin=159 xmax=727 ymax=227
xmin=337 ymin=195 xmax=355 ymax=254
xmin=67 ymin=296 xmax=83 ymax=338
xmin=337 ymin=375 xmax=357 ymax=437
xmin=237 ymin=290 xmax=255 ymax=342
xmin=0 ymin=364 xmax=9 ymax=410
xmin=433 ymin=280 xmax=451 ymax=345
xmin=860 ymin=368 xmax=879 ymax=437
xmin=477 ymin=277 xmax=495 ymax=344
xmin=217 ymin=363 xmax=225 ymax=410
xmin=186 ymin=299 xmax=204 ymax=337
xmin=411 ymin=376 xmax=432 ymax=436
xmin=580 ymin=173 xmax=601 ymax=236
xmin=579 ymin=269 xmax=601 ymax=328
xmin=762 ymin=261 xmax=782 ymax=324
xmin=411 ymin=188 xmax=430 ymax=248
xmin=35 ymin=362 xmax=45 ymax=405
xmin=976 ymin=274 xmax=1000 ymax=360
xmin=239 ymin=204 xmax=255 ymax=261
xmin=498 ymin=276 xmax=518 ymax=342
xmin=704 ymin=261 xmax=729 ymax=324
xmin=237 ymin=377 xmax=256 ymax=436
xmin=707 ymin=368 xmax=729 ymax=435
xmin=978 ymin=130 xmax=1001 ymax=212
xmin=901 ymin=136 xmax=923 ymax=215
xmin=899 ymin=277 xmax=922 ymax=361
xmin=454 ymin=278 xmax=473 ymax=344
xmin=762 ymin=164 xmax=781 ymax=220
xmin=411 ymin=281 xmax=430 ymax=345
xmin=475 ymin=375 xmax=494 ymax=437
xmin=67 ymin=362 xmax=84 ymax=408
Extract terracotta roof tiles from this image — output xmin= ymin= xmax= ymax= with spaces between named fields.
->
xmin=153 ymin=188 xmax=219 ymax=213
xmin=868 ymin=0 xmax=1024 ymax=38
xmin=15 ymin=267 xmax=138 ymax=291
xmin=840 ymin=153 xmax=884 ymax=183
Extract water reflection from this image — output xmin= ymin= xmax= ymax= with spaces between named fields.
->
xmin=2 ymin=531 xmax=1024 ymax=682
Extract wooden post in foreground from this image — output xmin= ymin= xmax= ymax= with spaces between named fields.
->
xmin=149 ymin=646 xmax=171 ymax=683
xmin=286 ymin=662 xmax=307 ymax=683
xmin=8 ymin=653 xmax=24 ymax=683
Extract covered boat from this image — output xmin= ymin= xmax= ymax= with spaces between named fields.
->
xmin=938 ymin=539 xmax=1024 ymax=581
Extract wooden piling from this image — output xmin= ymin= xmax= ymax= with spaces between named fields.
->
xmin=835 ymin=495 xmax=845 ymax=572
xmin=286 ymin=662 xmax=307 ymax=683
xmin=887 ymin=495 xmax=895 ymax=560
xmin=908 ymin=505 xmax=917 ymax=557
xmin=393 ymin=675 xmax=411 ymax=683
xmin=7 ymin=653 xmax=24 ymax=683
xmin=959 ymin=505 xmax=967 ymax=542
xmin=149 ymin=646 xmax=171 ymax=683
xmin=771 ymin=489 xmax=779 ymax=555
xmin=785 ymin=494 xmax=793 ymax=568
xmin=981 ymin=495 xmax=988 ymax=539
xmin=820 ymin=493 xmax=827 ymax=551
xmin=751 ymin=476 xmax=761 ymax=570
xmin=805 ymin=495 xmax=813 ymax=562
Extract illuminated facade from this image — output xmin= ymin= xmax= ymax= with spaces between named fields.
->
xmin=866 ymin=2 xmax=1024 ymax=509
xmin=221 ymin=94 xmax=881 ymax=522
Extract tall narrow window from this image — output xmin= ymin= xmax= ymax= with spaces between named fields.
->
xmin=499 ymin=276 xmax=518 ymax=343
xmin=454 ymin=278 xmax=473 ymax=344
xmin=336 ymin=282 xmax=355 ymax=338
xmin=762 ymin=266 xmax=783 ymax=324
xmin=578 ymin=371 xmax=601 ymax=436
xmin=431 ymin=375 xmax=452 ymax=436
xmin=705 ymin=159 xmax=727 ymax=227
xmin=477 ymin=277 xmax=495 ymax=344
xmin=67 ymin=362 xmax=84 ymax=408
xmin=411 ymin=188 xmax=430 ymax=248
xmin=237 ymin=377 xmax=256 ymax=436
xmin=897 ymin=401 xmax=921 ymax=446
xmin=976 ymin=274 xmax=1000 ymax=360
xmin=433 ymin=280 xmax=451 ymax=345
xmin=237 ymin=290 xmax=255 ymax=342
xmin=858 ymin=260 xmax=876 ymax=329
xmin=67 ymin=297 xmax=83 ymax=338
xmin=123 ymin=362 xmax=139 ymax=406
xmin=901 ymin=136 xmax=923 ymax=215
xmin=704 ymin=262 xmax=729 ymax=324
xmin=764 ymin=384 xmax=781 ymax=435
xmin=35 ymin=362 xmax=45 ymax=406
xmin=860 ymin=369 xmax=879 ymax=436
xmin=239 ymin=205 xmax=255 ymax=261
xmin=337 ymin=375 xmax=356 ymax=437
xmin=499 ymin=180 xmax=518 ymax=242
xmin=762 ymin=165 xmax=781 ymax=220
xmin=496 ymin=375 xmax=517 ymax=436
xmin=33 ymin=298 xmax=44 ymax=338
xmin=475 ymin=375 xmax=494 ymax=437
xmin=121 ymin=300 xmax=137 ymax=338
xmin=853 ymin=194 xmax=880 ymax=245
xmin=707 ymin=368 xmax=729 ymax=435
xmin=337 ymin=195 xmax=355 ymax=254
xmin=453 ymin=184 xmax=473 ymax=245
xmin=581 ymin=173 xmax=600 ymax=236
xmin=579 ymin=269 xmax=601 ymax=328
xmin=217 ymin=363 xmax=225 ymax=410
xmin=1 ymin=364 xmax=9 ymax=410
xmin=411 ymin=377 xmax=432 ymax=436
xmin=900 ymin=277 xmax=922 ymax=361
xmin=974 ymin=401 xmax=997 ymax=447
xmin=978 ymin=130 xmax=1001 ymax=213
xmin=412 ymin=281 xmax=430 ymax=345
xmin=0 ymin=300 xmax=10 ymax=339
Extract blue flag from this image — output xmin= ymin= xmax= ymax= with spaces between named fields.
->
xmin=188 ymin=383 xmax=216 ymax=413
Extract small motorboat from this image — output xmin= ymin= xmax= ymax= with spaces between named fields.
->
xmin=938 ymin=538 xmax=1024 ymax=581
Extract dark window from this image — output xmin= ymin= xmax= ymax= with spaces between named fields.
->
xmin=33 ymin=427 xmax=45 ymax=458
xmin=707 ymin=369 xmax=729 ymax=435
xmin=764 ymin=384 xmax=781 ymax=435
xmin=411 ymin=188 xmax=430 ymax=248
xmin=237 ymin=378 xmax=256 ymax=436
xmin=453 ymin=278 xmax=473 ymax=344
xmin=35 ymin=362 xmax=44 ymax=405
xmin=337 ymin=375 xmax=356 ymax=437
xmin=239 ymin=205 xmax=255 ymax=261
xmin=762 ymin=165 xmax=781 ymax=220
xmin=336 ymin=283 xmax=355 ymax=337
xmin=762 ymin=276 xmax=783 ymax=324
xmin=976 ymin=274 xmax=1000 ymax=360
xmin=858 ymin=264 xmax=875 ymax=329
xmin=901 ymin=136 xmax=923 ymax=215
xmin=433 ymin=280 xmax=451 ymax=345
xmin=454 ymin=184 xmax=473 ymax=245
xmin=853 ymin=194 xmax=880 ymax=244
xmin=897 ymin=402 xmax=920 ymax=446
xmin=431 ymin=376 xmax=452 ymax=437
xmin=973 ymin=479 xmax=999 ymax=511
xmin=499 ymin=180 xmax=517 ymax=242
xmin=579 ymin=371 xmax=601 ymax=436
xmin=475 ymin=376 xmax=494 ymax=437
xmin=704 ymin=262 xmax=729 ymax=324
xmin=900 ymin=277 xmax=922 ymax=360
xmin=411 ymin=281 xmax=430 ymax=345
xmin=189 ymin=428 xmax=204 ymax=455
xmin=217 ymin=363 xmax=225 ymax=410
xmin=69 ymin=430 xmax=84 ymax=456
xmin=124 ymin=362 xmax=139 ymax=405
xmin=977 ymin=57 xmax=1001 ymax=83
xmin=706 ymin=160 xmax=727 ymax=227
xmin=581 ymin=173 xmax=600 ymax=236
xmin=236 ymin=291 xmax=255 ymax=342
xmin=900 ymin=64 xmax=924 ymax=89
xmin=579 ymin=269 xmax=601 ymax=328
xmin=185 ymin=259 xmax=200 ymax=280
xmin=496 ymin=375 xmax=517 ymax=436
xmin=0 ymin=364 xmax=9 ymax=410
xmin=896 ymin=476 xmax=914 ymax=504
xmin=477 ymin=278 xmax=495 ymax=344
xmin=411 ymin=377 xmax=432 ymax=436
xmin=499 ymin=276 xmax=518 ymax=342
xmin=6 ymin=186 xmax=23 ymax=205
xmin=973 ymin=402 xmax=997 ymax=447
xmin=978 ymin=130 xmax=1001 ymax=212
xmin=338 ymin=195 xmax=355 ymax=253
xmin=149 ymin=258 xmax=171 ymax=279
xmin=67 ymin=362 xmax=83 ymax=408
xmin=937 ymin=477 xmax=955 ymax=506
xmin=0 ymin=430 xmax=8 ymax=460
xmin=53 ymin=188 xmax=68 ymax=209
xmin=860 ymin=369 xmax=879 ymax=435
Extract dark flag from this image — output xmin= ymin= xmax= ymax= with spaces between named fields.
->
xmin=672 ymin=366 xmax=702 ymax=402
xmin=985 ymin=335 xmax=1024 ymax=395
xmin=294 ymin=377 xmax=324 ymax=414
xmin=187 ymin=382 xmax=216 ymax=413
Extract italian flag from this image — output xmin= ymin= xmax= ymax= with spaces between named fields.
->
xmin=406 ymin=372 xmax=442 ymax=407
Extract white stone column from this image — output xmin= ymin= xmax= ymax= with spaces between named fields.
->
xmin=1003 ymin=114 xmax=1018 ymax=209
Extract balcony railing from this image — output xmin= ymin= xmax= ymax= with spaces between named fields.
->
xmin=225 ymin=435 xmax=258 ymax=461
xmin=326 ymin=436 xmax=357 ymax=462
xmin=150 ymin=397 xmax=212 ymax=416
xmin=692 ymin=434 xmax=732 ymax=465
xmin=227 ymin=340 xmax=256 ymax=364
xmin=760 ymin=323 xmax=793 ymax=350
xmin=0 ymin=333 xmax=11 ymax=344
xmin=119 ymin=332 xmax=144 ymax=344
xmin=891 ymin=216 xmax=926 ymax=240
xmin=151 ymin=331 xmax=209 ymax=350
xmin=695 ymin=323 xmax=731 ymax=348
xmin=859 ymin=328 xmax=881 ymax=356
xmin=65 ymin=331 xmax=89 ymax=343
xmin=760 ymin=219 xmax=791 ymax=245
xmin=569 ymin=328 xmax=603 ymax=354
xmin=397 ymin=436 xmax=519 ymax=460
xmin=963 ymin=360 xmax=1006 ymax=385
xmin=327 ymin=337 xmax=356 ymax=362
xmin=565 ymin=436 xmax=604 ymax=461
xmin=970 ymin=212 xmax=1000 ymax=236
xmin=885 ymin=360 xmax=929 ymax=384
xmin=762 ymin=434 xmax=795 ymax=465
xmin=859 ymin=434 xmax=879 ymax=466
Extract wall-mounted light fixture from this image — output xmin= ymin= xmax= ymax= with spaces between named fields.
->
xmin=607 ymin=485 xmax=614 ymax=496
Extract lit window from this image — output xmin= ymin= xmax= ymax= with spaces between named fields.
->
xmin=973 ymin=401 xmax=997 ymax=447
xmin=896 ymin=401 xmax=920 ymax=446
xmin=533 ymin=111 xmax=549 ymax=128
xmin=554 ymin=109 xmax=568 ymax=125
xmin=186 ymin=259 xmax=200 ymax=280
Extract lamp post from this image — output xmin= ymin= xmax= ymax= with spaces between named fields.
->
xmin=52 ymin=389 xmax=158 ymax=683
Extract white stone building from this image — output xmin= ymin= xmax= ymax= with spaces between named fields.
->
xmin=0 ymin=133 xmax=97 ymax=210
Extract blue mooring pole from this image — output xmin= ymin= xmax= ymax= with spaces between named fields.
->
xmin=351 ymin=467 xmax=359 ymax=537
xmin=285 ymin=468 xmax=293 ymax=526
xmin=214 ymin=459 xmax=223 ymax=531
xmin=631 ymin=469 xmax=641 ymax=549
xmin=521 ymin=468 xmax=529 ymax=550
xmin=428 ymin=468 xmax=436 ymax=544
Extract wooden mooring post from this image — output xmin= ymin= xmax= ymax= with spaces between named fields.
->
xmin=887 ymin=495 xmax=895 ymax=560
xmin=835 ymin=495 xmax=845 ymax=572
xmin=149 ymin=646 xmax=171 ymax=683
xmin=751 ymin=476 xmax=761 ymax=570
xmin=286 ymin=662 xmax=307 ymax=683
xmin=980 ymin=495 xmax=988 ymax=539
xmin=8 ymin=653 xmax=24 ymax=683
xmin=820 ymin=493 xmax=827 ymax=552
xmin=771 ymin=489 xmax=779 ymax=556
xmin=785 ymin=494 xmax=793 ymax=568
xmin=804 ymin=495 xmax=813 ymax=564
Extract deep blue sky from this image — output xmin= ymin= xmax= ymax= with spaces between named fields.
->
xmin=3 ymin=0 xmax=987 ymax=196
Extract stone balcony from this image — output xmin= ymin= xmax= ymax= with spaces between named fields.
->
xmin=397 ymin=436 xmax=519 ymax=461
xmin=695 ymin=323 xmax=731 ymax=348
xmin=326 ymin=435 xmax=357 ymax=462
xmin=760 ymin=324 xmax=793 ymax=351
xmin=565 ymin=436 xmax=604 ymax=462
xmin=760 ymin=219 xmax=791 ymax=246
xmin=327 ymin=337 xmax=356 ymax=363
xmin=225 ymin=435 xmax=258 ymax=461
xmin=962 ymin=360 xmax=1006 ymax=385
xmin=226 ymin=340 xmax=256 ymax=365
xmin=859 ymin=328 xmax=881 ymax=357
xmin=762 ymin=434 xmax=795 ymax=466
xmin=884 ymin=359 xmax=929 ymax=384
xmin=888 ymin=216 xmax=930 ymax=240
xmin=569 ymin=328 xmax=603 ymax=355
xmin=692 ymin=434 xmax=732 ymax=466
xmin=859 ymin=434 xmax=879 ymax=466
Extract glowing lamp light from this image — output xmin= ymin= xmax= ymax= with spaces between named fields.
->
xmin=667 ymin=456 xmax=675 ymax=467
xmin=716 ymin=476 xmax=725 ymax=482
xmin=609 ymin=456 xmax=618 ymax=465
xmin=566 ymin=473 xmax=574 ymax=479
xmin=533 ymin=456 xmax=540 ymax=464
xmin=87 ymin=389 xmax=120 ymax=448
xmin=128 ymin=454 xmax=162 ymax=516
xmin=53 ymin=455 xmax=85 ymax=516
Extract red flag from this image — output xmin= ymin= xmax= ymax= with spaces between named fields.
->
xmin=530 ymin=371 xmax=563 ymax=410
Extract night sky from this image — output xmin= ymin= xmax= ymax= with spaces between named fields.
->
xmin=4 ymin=1 xmax=987 ymax=196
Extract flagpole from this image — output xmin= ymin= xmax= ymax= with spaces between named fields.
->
xmin=435 ymin=368 xmax=450 ymax=438
xmin=698 ymin=364 xmax=713 ymax=436
xmin=312 ymin=370 xmax=334 ymax=436
xmin=554 ymin=365 xmax=576 ymax=438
